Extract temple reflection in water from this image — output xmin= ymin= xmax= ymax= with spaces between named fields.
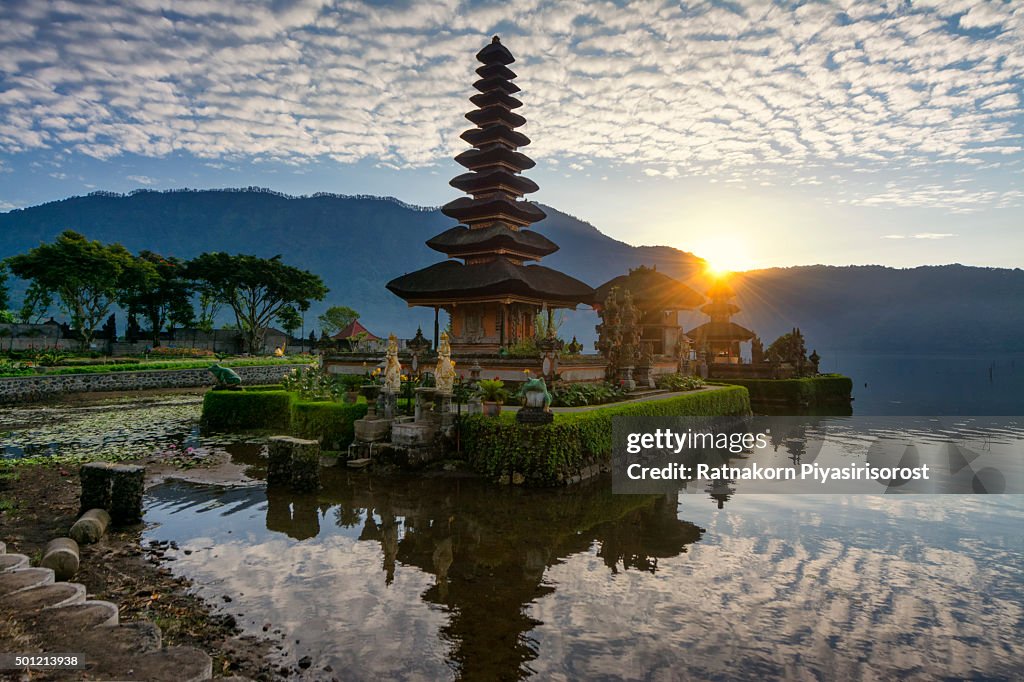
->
xmin=260 ymin=464 xmax=702 ymax=679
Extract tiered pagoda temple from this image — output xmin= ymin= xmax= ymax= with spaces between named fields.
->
xmin=386 ymin=37 xmax=593 ymax=354
xmin=687 ymin=280 xmax=754 ymax=364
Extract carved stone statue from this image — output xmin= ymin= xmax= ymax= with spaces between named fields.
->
xmin=518 ymin=374 xmax=552 ymax=410
xmin=383 ymin=333 xmax=402 ymax=393
xmin=208 ymin=363 xmax=242 ymax=387
xmin=434 ymin=331 xmax=457 ymax=394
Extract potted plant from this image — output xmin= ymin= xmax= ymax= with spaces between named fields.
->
xmin=340 ymin=373 xmax=363 ymax=404
xmin=477 ymin=378 xmax=507 ymax=416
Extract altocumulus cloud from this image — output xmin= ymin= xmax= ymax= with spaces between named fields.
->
xmin=0 ymin=0 xmax=1022 ymax=210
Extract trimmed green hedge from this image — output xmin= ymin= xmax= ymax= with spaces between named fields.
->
xmin=201 ymin=389 xmax=293 ymax=431
xmin=715 ymin=375 xmax=852 ymax=406
xmin=201 ymin=389 xmax=368 ymax=449
xmin=292 ymin=399 xmax=368 ymax=450
xmin=462 ymin=385 xmax=750 ymax=485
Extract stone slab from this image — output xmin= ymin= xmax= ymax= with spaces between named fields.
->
xmin=0 ymin=568 xmax=54 ymax=596
xmin=0 ymin=553 xmax=29 ymax=573
xmin=96 ymin=645 xmax=213 ymax=682
xmin=23 ymin=600 xmax=119 ymax=636
xmin=0 ymin=582 xmax=86 ymax=611
xmin=71 ymin=621 xmax=162 ymax=658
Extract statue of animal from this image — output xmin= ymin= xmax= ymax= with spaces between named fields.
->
xmin=208 ymin=363 xmax=242 ymax=387
xmin=518 ymin=376 xmax=552 ymax=410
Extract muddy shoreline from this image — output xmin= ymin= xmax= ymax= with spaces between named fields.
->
xmin=0 ymin=460 xmax=286 ymax=680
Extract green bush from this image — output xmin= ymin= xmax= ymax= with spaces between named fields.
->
xmin=200 ymin=389 xmax=293 ymax=431
xmin=291 ymin=399 xmax=368 ymax=450
xmin=462 ymin=385 xmax=750 ymax=485
xmin=654 ymin=373 xmax=706 ymax=392
xmin=200 ymin=388 xmax=369 ymax=449
xmin=715 ymin=375 xmax=852 ymax=405
xmin=550 ymin=382 xmax=624 ymax=407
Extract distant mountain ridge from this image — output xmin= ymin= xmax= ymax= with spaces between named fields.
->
xmin=1 ymin=188 xmax=1022 ymax=353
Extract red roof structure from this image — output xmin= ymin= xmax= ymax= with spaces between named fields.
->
xmin=330 ymin=319 xmax=381 ymax=342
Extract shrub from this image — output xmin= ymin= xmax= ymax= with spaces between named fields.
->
xmin=715 ymin=375 xmax=852 ymax=405
xmin=462 ymin=385 xmax=750 ymax=485
xmin=148 ymin=346 xmax=215 ymax=358
xmin=0 ymin=359 xmax=35 ymax=377
xmin=200 ymin=389 xmax=293 ymax=431
xmin=476 ymin=378 xmax=508 ymax=404
xmin=654 ymin=374 xmax=706 ymax=392
xmin=281 ymin=364 xmax=340 ymax=400
xmin=33 ymin=349 xmax=66 ymax=366
xmin=291 ymin=399 xmax=368 ymax=450
xmin=338 ymin=373 xmax=365 ymax=392
xmin=200 ymin=388 xmax=369 ymax=449
xmin=550 ymin=382 xmax=624 ymax=407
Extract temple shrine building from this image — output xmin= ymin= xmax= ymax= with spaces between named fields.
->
xmin=386 ymin=36 xmax=593 ymax=355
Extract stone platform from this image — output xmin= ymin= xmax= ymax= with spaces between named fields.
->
xmin=0 ymin=540 xmax=217 ymax=681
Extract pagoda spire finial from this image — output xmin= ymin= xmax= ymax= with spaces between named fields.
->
xmin=445 ymin=36 xmax=545 ymax=231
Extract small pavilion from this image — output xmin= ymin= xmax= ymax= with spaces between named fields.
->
xmin=386 ymin=36 xmax=593 ymax=354
xmin=331 ymin=319 xmax=381 ymax=350
xmin=593 ymin=266 xmax=704 ymax=356
xmin=686 ymin=281 xmax=754 ymax=364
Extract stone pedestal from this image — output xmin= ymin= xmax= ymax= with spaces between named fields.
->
xmin=267 ymin=436 xmax=321 ymax=492
xmin=353 ymin=416 xmax=392 ymax=443
xmin=414 ymin=387 xmax=436 ymax=421
xmin=620 ymin=366 xmax=637 ymax=391
xmin=79 ymin=462 xmax=145 ymax=525
xmin=381 ymin=390 xmax=399 ymax=420
xmin=635 ymin=363 xmax=654 ymax=389
xmin=516 ymin=406 xmax=554 ymax=425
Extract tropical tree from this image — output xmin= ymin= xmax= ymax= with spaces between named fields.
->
xmin=277 ymin=305 xmax=302 ymax=350
xmin=119 ymin=250 xmax=193 ymax=346
xmin=317 ymin=305 xmax=359 ymax=337
xmin=0 ymin=262 xmax=9 ymax=310
xmin=18 ymin=282 xmax=53 ymax=324
xmin=186 ymin=253 xmax=327 ymax=354
xmin=6 ymin=231 xmax=138 ymax=349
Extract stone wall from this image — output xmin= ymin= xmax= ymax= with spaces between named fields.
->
xmin=0 ymin=364 xmax=307 ymax=404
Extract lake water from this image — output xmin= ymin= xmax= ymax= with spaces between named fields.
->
xmin=819 ymin=351 xmax=1024 ymax=415
xmin=3 ymin=353 xmax=1023 ymax=679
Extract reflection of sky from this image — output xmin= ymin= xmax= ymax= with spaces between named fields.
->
xmin=145 ymin=485 xmax=451 ymax=681
xmin=144 ymin=483 xmax=1024 ymax=680
xmin=530 ymin=495 xmax=1024 ymax=680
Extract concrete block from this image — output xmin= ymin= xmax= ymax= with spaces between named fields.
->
xmin=40 ymin=538 xmax=80 ymax=581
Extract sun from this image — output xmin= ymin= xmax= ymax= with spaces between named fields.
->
xmin=689 ymin=237 xmax=758 ymax=276
xmin=703 ymin=260 xmax=733 ymax=279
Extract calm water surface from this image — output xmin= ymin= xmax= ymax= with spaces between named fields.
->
xmin=143 ymin=458 xmax=1024 ymax=681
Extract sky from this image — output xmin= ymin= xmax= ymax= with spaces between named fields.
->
xmin=0 ymin=0 xmax=1022 ymax=270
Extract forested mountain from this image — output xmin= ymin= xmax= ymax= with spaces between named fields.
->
xmin=2 ymin=188 xmax=1021 ymax=352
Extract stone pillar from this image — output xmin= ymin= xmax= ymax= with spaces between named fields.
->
xmin=267 ymin=436 xmax=295 ymax=487
xmin=267 ymin=436 xmax=320 ymax=492
xmin=79 ymin=463 xmax=113 ymax=513
xmin=79 ymin=462 xmax=145 ymax=525
xmin=109 ymin=464 xmax=145 ymax=524
xmin=290 ymin=439 xmax=321 ymax=493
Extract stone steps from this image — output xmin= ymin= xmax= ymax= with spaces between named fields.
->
xmin=0 ymin=558 xmax=214 ymax=681
xmin=0 ymin=553 xmax=29 ymax=573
